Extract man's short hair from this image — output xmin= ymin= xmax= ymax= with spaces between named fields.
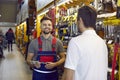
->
xmin=77 ymin=6 xmax=97 ymax=29
xmin=40 ymin=16 xmax=52 ymax=23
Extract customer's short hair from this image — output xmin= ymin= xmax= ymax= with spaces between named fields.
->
xmin=40 ymin=16 xmax=52 ymax=23
xmin=77 ymin=6 xmax=97 ymax=29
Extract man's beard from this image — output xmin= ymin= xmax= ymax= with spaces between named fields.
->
xmin=43 ymin=31 xmax=51 ymax=34
xmin=43 ymin=28 xmax=52 ymax=34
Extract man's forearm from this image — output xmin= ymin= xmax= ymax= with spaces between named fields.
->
xmin=54 ymin=52 xmax=66 ymax=67
xmin=27 ymin=59 xmax=34 ymax=67
xmin=26 ymin=53 xmax=34 ymax=67
xmin=61 ymin=68 xmax=74 ymax=80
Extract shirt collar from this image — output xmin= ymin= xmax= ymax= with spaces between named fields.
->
xmin=41 ymin=35 xmax=53 ymax=41
xmin=82 ymin=30 xmax=96 ymax=35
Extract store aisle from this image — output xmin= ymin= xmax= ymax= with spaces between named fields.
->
xmin=0 ymin=44 xmax=32 ymax=80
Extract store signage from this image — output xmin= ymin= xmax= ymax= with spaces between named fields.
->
xmin=37 ymin=0 xmax=54 ymax=11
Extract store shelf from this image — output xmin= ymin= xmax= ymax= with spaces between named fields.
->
xmin=108 ymin=67 xmax=118 ymax=74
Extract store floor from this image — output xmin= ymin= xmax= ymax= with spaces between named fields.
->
xmin=0 ymin=44 xmax=32 ymax=80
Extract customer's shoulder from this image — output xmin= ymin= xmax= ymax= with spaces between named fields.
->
xmin=72 ymin=35 xmax=82 ymax=40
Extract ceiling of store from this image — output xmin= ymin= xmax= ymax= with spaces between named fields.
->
xmin=0 ymin=0 xmax=18 ymax=26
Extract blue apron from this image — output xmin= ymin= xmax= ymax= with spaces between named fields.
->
xmin=32 ymin=37 xmax=58 ymax=80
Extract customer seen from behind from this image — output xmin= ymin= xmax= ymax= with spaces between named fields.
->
xmin=61 ymin=6 xmax=108 ymax=80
